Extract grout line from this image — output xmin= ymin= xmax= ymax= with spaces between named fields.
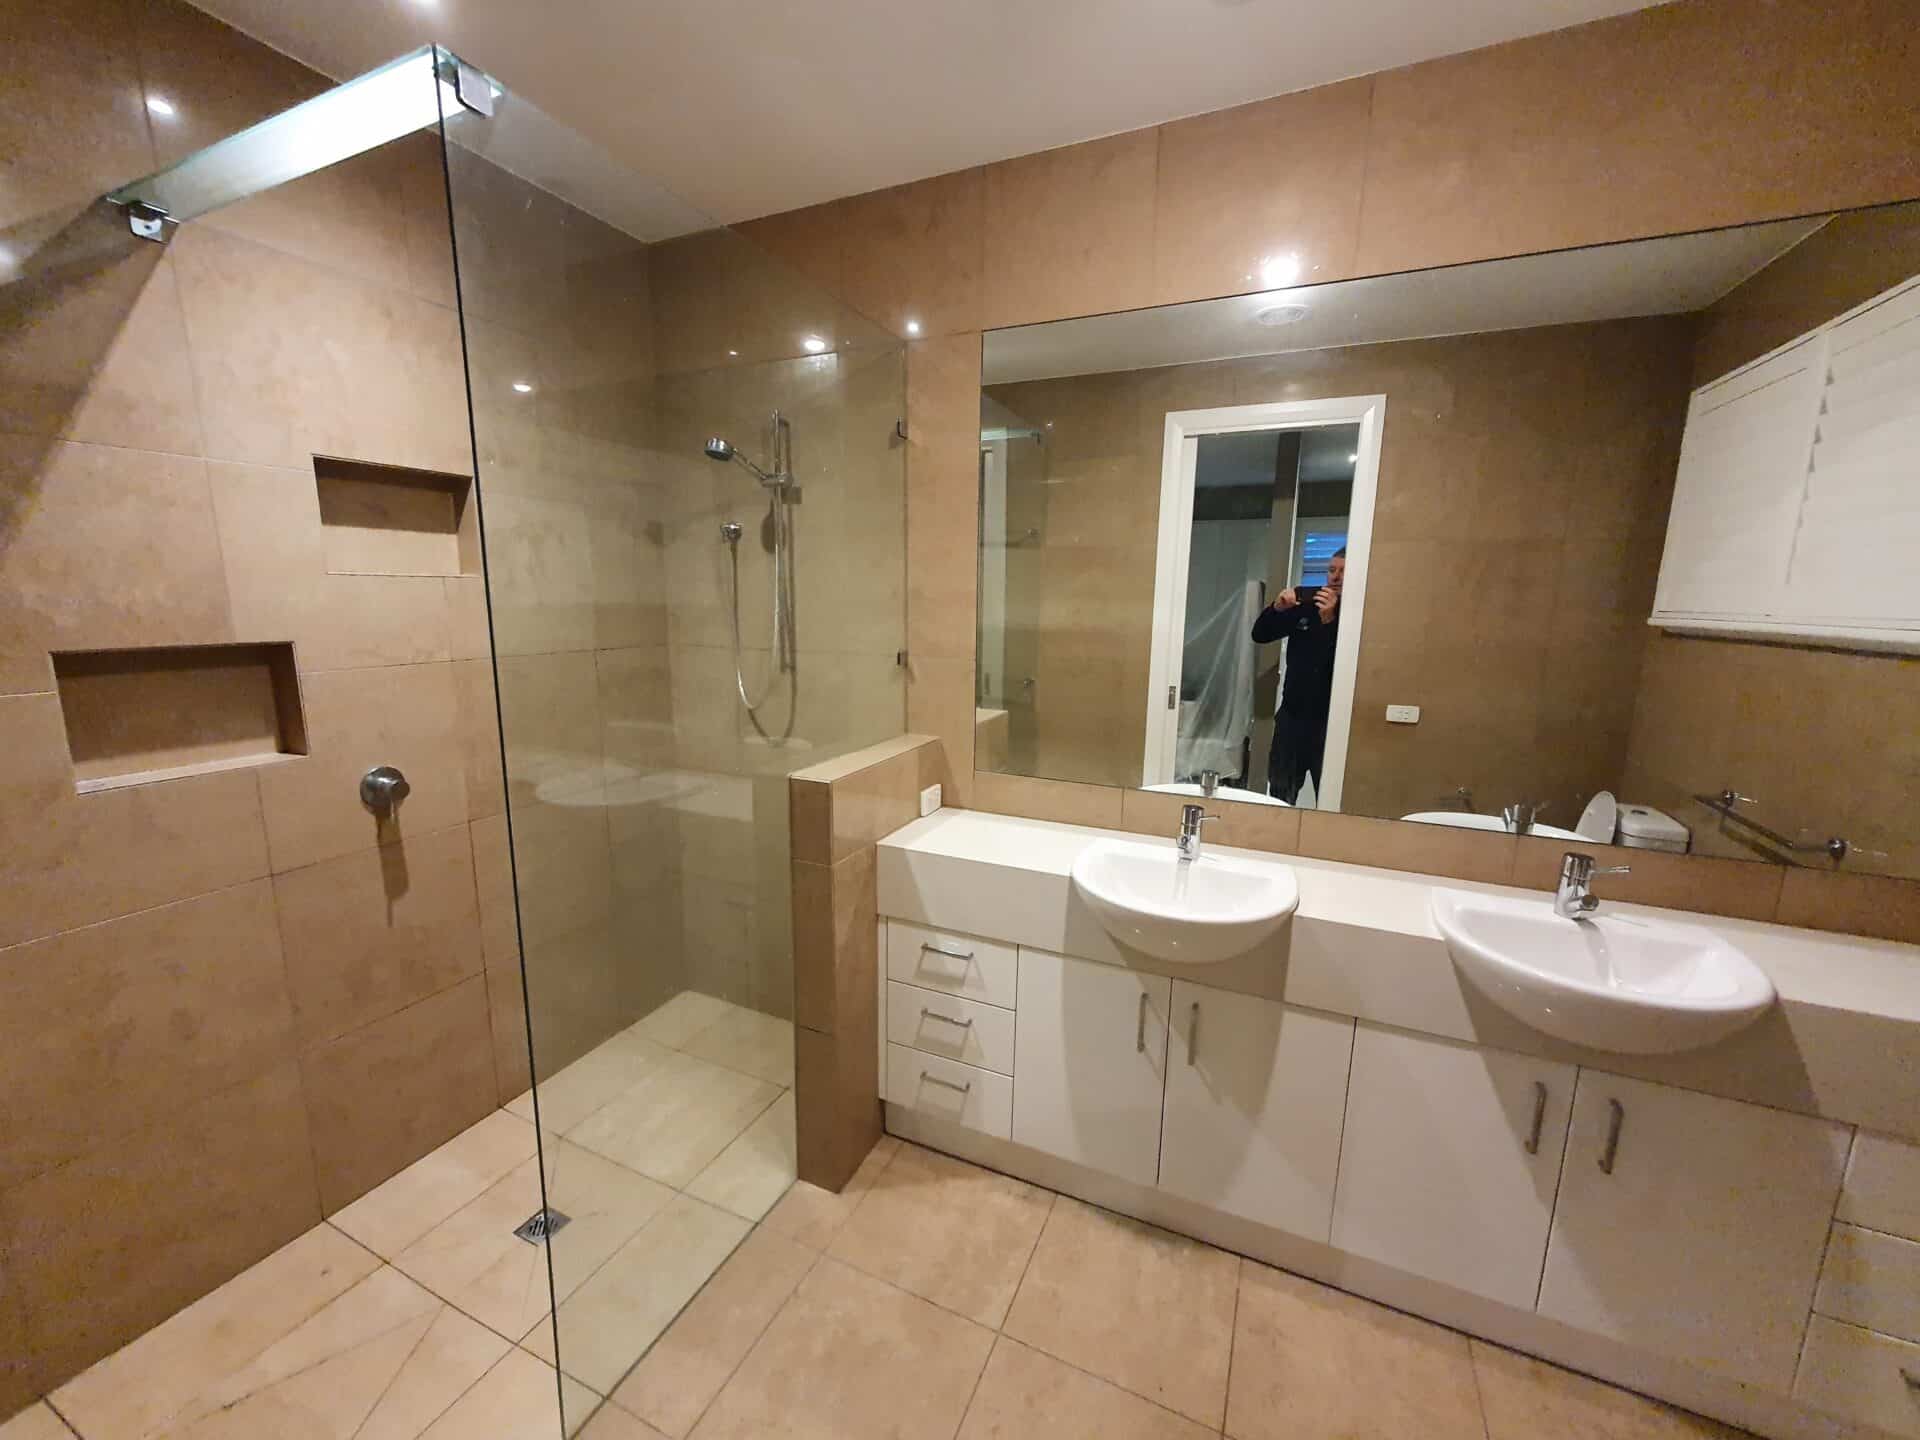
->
xmin=948 ymin=1330 xmax=1001 ymax=1440
xmin=1221 ymin=1256 xmax=1242 ymax=1437
xmin=1466 ymin=1336 xmax=1496 ymax=1440
xmin=38 ymin=1397 xmax=82 ymax=1439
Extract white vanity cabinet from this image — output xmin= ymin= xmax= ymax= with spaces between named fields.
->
xmin=1012 ymin=948 xmax=1171 ymax=1187
xmin=1537 ymin=1071 xmax=1850 ymax=1392
xmin=1330 ymin=1022 xmax=1574 ymax=1311
xmin=1157 ymin=983 xmax=1353 ymax=1241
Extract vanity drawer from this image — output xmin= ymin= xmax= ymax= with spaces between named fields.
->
xmin=885 ymin=920 xmax=1018 ymax=1009
xmin=1839 ymin=1132 xmax=1920 ymax=1242
xmin=1817 ymin=1224 xmax=1920 ymax=1344
xmin=887 ymin=982 xmax=1015 ymax=1075
xmin=1794 ymin=1315 xmax=1920 ymax=1437
xmin=886 ymin=1044 xmax=1013 ymax=1140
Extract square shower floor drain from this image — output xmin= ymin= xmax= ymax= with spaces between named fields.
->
xmin=513 ymin=1208 xmax=571 ymax=1245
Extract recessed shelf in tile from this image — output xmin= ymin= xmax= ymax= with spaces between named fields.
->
xmin=53 ymin=643 xmax=309 ymax=793
xmin=314 ymin=455 xmax=478 ymax=578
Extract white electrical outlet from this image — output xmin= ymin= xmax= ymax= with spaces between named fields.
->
xmin=1386 ymin=704 xmax=1421 ymax=724
xmin=919 ymin=783 xmax=942 ymax=816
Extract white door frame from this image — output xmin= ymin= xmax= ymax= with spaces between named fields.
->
xmin=1141 ymin=396 xmax=1387 ymax=809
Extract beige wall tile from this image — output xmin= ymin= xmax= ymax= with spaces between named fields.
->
xmin=132 ymin=0 xmax=327 ymax=168
xmin=906 ymin=333 xmax=982 ymax=666
xmin=791 ymin=846 xmax=877 ymax=1038
xmin=795 ymin=998 xmax=882 ymax=1194
xmin=823 ymin=745 xmax=928 ymax=865
xmin=171 ymin=224 xmax=469 ymax=474
xmin=1152 ymin=79 xmax=1372 ymax=305
xmin=274 ymin=823 xmax=484 ymax=1049
xmin=256 ymin=660 xmax=468 ymax=873
xmin=1512 ymin=835 xmax=1783 ymax=923
xmin=0 ymin=692 xmax=270 ymax=949
xmin=0 ymin=438 xmax=230 ymax=695
xmin=1 ymin=1062 xmax=320 ymax=1395
xmin=1356 ymin=0 xmax=1920 ymax=278
xmin=735 ymin=200 xmax=848 ymax=307
xmin=842 ymin=168 xmax=986 ymax=339
xmin=908 ymin=655 xmax=976 ymax=808
xmin=0 ymin=0 xmax=152 ymax=231
xmin=982 ymin=131 xmax=1159 ymax=329
xmin=1776 ymin=870 xmax=1920 ymax=947
xmin=299 ymin=974 xmax=498 ymax=1214
xmin=1298 ymin=809 xmax=1516 ymax=885
xmin=790 ymin=776 xmax=832 ymax=867
xmin=0 ymin=229 xmax=203 ymax=454
xmin=972 ymin=771 xmax=1123 ymax=830
xmin=209 ymin=460 xmax=454 ymax=674
xmin=452 ymin=656 xmax=507 ymax=821
xmin=445 ymin=576 xmax=494 ymax=661
xmin=0 ymin=880 xmax=292 ymax=1190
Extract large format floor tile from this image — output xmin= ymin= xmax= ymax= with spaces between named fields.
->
xmin=688 ymin=1258 xmax=994 ymax=1440
xmin=568 ymin=1051 xmax=781 ymax=1189
xmin=510 ymin=1032 xmax=675 ymax=1136
xmin=331 ymin=1109 xmax=539 ymax=1260
xmin=612 ymin=1226 xmax=817 ymax=1438
xmin=394 ymin=1140 xmax=674 ymax=1342
xmin=956 ymin=1336 xmax=1215 ymax=1440
xmin=51 ymin=1225 xmax=382 ymax=1439
xmin=1002 ymin=1197 xmax=1239 ymax=1429
xmin=678 ymin=1007 xmax=795 ymax=1088
xmin=685 ymin=1091 xmax=797 ymax=1223
xmin=826 ymin=1143 xmax=1053 ymax=1327
xmin=0 ymin=1406 xmax=71 ymax=1440
xmin=527 ymin=1195 xmax=752 ymax=1395
xmin=416 ymin=1346 xmax=598 ymax=1439
xmin=1226 ymin=1261 xmax=1484 ymax=1440
xmin=630 ymin=993 xmax=737 ymax=1051
xmin=758 ymin=1136 xmax=899 ymax=1250
xmin=1473 ymin=1340 xmax=1742 ymax=1439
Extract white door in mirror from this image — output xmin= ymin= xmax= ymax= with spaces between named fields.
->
xmin=1070 ymin=839 xmax=1299 ymax=964
xmin=1430 ymin=888 xmax=1774 ymax=1054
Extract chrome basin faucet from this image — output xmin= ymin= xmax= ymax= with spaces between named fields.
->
xmin=1177 ymin=803 xmax=1218 ymax=862
xmin=1555 ymin=851 xmax=1631 ymax=920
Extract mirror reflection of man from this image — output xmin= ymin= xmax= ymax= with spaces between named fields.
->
xmin=1250 ymin=548 xmax=1344 ymax=804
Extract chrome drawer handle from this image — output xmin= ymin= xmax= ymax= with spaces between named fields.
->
xmin=920 ymin=1007 xmax=974 ymax=1029
xmin=920 ymin=1070 xmax=972 ymax=1095
xmin=920 ymin=942 xmax=974 ymax=963
xmin=1525 ymin=1081 xmax=1547 ymax=1155
xmin=1599 ymin=1098 xmax=1625 ymax=1175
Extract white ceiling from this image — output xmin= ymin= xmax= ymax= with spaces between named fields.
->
xmin=186 ymin=0 xmax=1667 ymax=227
xmin=982 ymin=218 xmax=1827 ymax=384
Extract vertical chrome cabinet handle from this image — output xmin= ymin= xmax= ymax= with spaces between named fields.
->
xmin=1136 ymin=991 xmax=1149 ymax=1053
xmin=1598 ymin=1098 xmax=1625 ymax=1174
xmin=1187 ymin=1002 xmax=1200 ymax=1065
xmin=1524 ymin=1081 xmax=1548 ymax=1155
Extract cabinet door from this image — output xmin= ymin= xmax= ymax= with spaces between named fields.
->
xmin=1331 ymin=1023 xmax=1574 ymax=1311
xmin=1012 ymin=949 xmax=1170 ymax=1187
xmin=1158 ymin=982 xmax=1353 ymax=1242
xmin=1538 ymin=1071 xmax=1849 ymax=1392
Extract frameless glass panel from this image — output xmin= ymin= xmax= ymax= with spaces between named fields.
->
xmin=438 ymin=76 xmax=905 ymax=1434
xmin=108 ymin=46 xmax=450 ymax=224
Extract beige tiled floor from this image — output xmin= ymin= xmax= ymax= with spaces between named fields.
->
xmin=6 ymin=996 xmax=1755 ymax=1440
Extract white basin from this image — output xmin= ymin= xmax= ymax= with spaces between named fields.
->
xmin=1402 ymin=811 xmax=1585 ymax=842
xmin=1431 ymin=889 xmax=1775 ymax=1054
xmin=1071 ymin=839 xmax=1299 ymax=964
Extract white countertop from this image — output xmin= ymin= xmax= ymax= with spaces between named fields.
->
xmin=878 ymin=808 xmax=1920 ymax=1137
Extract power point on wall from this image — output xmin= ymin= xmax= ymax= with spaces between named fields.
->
xmin=919 ymin=783 xmax=942 ymax=817
xmin=1386 ymin=704 xmax=1421 ymax=724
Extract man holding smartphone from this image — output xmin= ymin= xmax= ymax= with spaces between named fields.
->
xmin=1250 ymin=548 xmax=1344 ymax=804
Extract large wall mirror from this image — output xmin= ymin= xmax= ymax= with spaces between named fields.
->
xmin=975 ymin=201 xmax=1920 ymax=881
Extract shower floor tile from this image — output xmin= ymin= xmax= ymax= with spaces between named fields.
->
xmin=567 ymin=1051 xmax=782 ymax=1189
xmin=629 ymin=992 xmax=738 ymax=1050
xmin=677 ymin=1006 xmax=796 ymax=1088
xmin=331 ymin=1107 xmax=539 ymax=1259
xmin=508 ymin=1031 xmax=676 ymax=1135
xmin=684 ymin=1090 xmax=798 ymax=1222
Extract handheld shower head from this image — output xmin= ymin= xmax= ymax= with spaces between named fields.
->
xmin=702 ymin=435 xmax=779 ymax=486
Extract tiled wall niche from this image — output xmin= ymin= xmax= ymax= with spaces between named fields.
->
xmin=313 ymin=455 xmax=479 ymax=579
xmin=53 ymin=642 xmax=308 ymax=791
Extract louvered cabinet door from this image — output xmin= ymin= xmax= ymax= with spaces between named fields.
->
xmin=1784 ymin=276 xmax=1920 ymax=629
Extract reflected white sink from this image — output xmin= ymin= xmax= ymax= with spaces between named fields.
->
xmin=1071 ymin=839 xmax=1299 ymax=964
xmin=1431 ymin=889 xmax=1775 ymax=1054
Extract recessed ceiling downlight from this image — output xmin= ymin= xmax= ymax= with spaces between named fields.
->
xmin=1253 ymin=303 xmax=1310 ymax=327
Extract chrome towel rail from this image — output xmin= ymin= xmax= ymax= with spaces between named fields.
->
xmin=1694 ymin=789 xmax=1850 ymax=862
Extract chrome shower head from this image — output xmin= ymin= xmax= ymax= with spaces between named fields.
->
xmin=702 ymin=435 xmax=779 ymax=486
xmin=704 ymin=437 xmax=734 ymax=462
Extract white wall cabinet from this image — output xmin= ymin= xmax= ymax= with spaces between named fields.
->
xmin=1537 ymin=1070 xmax=1850 ymax=1392
xmin=1157 ymin=983 xmax=1353 ymax=1242
xmin=1331 ymin=1023 xmax=1574 ymax=1311
xmin=1012 ymin=948 xmax=1171 ymax=1187
xmin=1652 ymin=271 xmax=1920 ymax=651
